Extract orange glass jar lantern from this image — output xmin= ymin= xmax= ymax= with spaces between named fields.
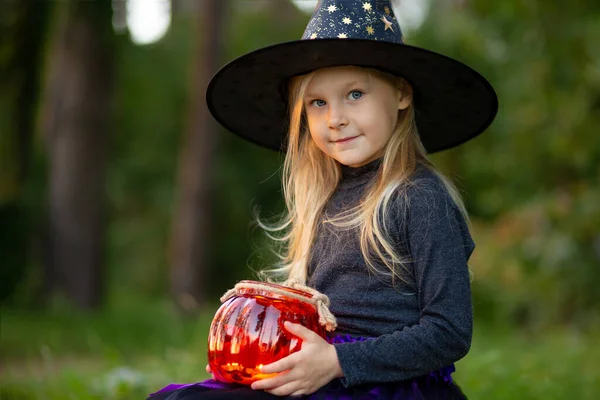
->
xmin=207 ymin=280 xmax=334 ymax=385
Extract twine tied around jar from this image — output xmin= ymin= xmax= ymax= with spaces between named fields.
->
xmin=220 ymin=279 xmax=337 ymax=332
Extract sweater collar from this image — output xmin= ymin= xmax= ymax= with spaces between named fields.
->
xmin=338 ymin=158 xmax=382 ymax=190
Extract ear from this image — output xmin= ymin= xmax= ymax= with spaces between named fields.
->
xmin=398 ymin=85 xmax=413 ymax=111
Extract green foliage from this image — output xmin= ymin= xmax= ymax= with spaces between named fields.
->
xmin=1 ymin=297 xmax=213 ymax=400
xmin=106 ymin=6 xmax=307 ymax=299
xmin=107 ymin=22 xmax=192 ymax=296
xmin=420 ymin=0 xmax=600 ymax=217
xmin=416 ymin=0 xmax=600 ymax=326
xmin=455 ymin=325 xmax=600 ymax=399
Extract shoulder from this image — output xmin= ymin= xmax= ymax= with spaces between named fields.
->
xmin=404 ymin=167 xmax=474 ymax=250
xmin=381 ymin=165 xmax=475 ymax=260
xmin=406 ymin=165 xmax=450 ymax=201
xmin=391 ymin=165 xmax=469 ymax=237
xmin=393 ymin=165 xmax=457 ymax=216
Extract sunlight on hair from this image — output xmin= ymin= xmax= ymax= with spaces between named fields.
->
xmin=126 ymin=0 xmax=171 ymax=45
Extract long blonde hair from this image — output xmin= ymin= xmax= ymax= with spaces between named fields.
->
xmin=257 ymin=67 xmax=467 ymax=285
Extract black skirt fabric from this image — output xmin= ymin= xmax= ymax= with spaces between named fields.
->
xmin=147 ymin=376 xmax=467 ymax=400
xmin=148 ymin=335 xmax=466 ymax=400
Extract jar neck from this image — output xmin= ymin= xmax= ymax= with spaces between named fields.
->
xmin=236 ymin=280 xmax=314 ymax=303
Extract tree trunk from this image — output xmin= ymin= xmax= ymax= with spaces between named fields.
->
xmin=0 ymin=0 xmax=52 ymax=303
xmin=169 ymin=0 xmax=227 ymax=313
xmin=41 ymin=0 xmax=114 ymax=309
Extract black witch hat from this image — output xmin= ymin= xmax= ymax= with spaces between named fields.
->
xmin=206 ymin=0 xmax=498 ymax=153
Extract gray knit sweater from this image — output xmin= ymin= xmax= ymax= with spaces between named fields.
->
xmin=307 ymin=159 xmax=474 ymax=387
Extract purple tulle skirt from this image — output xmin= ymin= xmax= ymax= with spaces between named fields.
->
xmin=148 ymin=335 xmax=466 ymax=400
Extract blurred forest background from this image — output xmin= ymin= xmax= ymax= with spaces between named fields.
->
xmin=1 ymin=0 xmax=599 ymax=398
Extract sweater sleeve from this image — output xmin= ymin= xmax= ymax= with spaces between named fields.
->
xmin=332 ymin=178 xmax=474 ymax=387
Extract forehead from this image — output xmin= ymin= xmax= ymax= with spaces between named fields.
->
xmin=311 ymin=65 xmax=369 ymax=80
xmin=307 ymin=66 xmax=371 ymax=90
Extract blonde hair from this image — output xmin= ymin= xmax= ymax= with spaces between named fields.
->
xmin=257 ymin=67 xmax=467 ymax=285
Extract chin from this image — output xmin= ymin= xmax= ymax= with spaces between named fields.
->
xmin=335 ymin=156 xmax=369 ymax=168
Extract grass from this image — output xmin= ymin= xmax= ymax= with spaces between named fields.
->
xmin=1 ymin=297 xmax=599 ymax=399
xmin=455 ymin=326 xmax=600 ymax=399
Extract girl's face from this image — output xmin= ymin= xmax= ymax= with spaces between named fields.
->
xmin=304 ymin=66 xmax=411 ymax=168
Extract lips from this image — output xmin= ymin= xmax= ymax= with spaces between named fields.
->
xmin=334 ymin=135 xmax=358 ymax=143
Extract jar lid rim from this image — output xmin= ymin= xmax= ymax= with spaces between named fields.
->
xmin=238 ymin=280 xmax=315 ymax=300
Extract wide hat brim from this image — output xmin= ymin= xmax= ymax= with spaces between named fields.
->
xmin=206 ymin=38 xmax=498 ymax=153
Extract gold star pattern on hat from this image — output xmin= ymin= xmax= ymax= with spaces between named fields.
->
xmin=381 ymin=15 xmax=394 ymax=32
xmin=299 ymin=0 xmax=404 ymax=45
xmin=310 ymin=32 xmax=318 ymax=39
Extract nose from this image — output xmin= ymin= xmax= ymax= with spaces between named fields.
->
xmin=327 ymin=103 xmax=349 ymax=129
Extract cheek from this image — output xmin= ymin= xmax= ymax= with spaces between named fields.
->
xmin=309 ymin=131 xmax=329 ymax=153
xmin=358 ymin=110 xmax=391 ymax=137
xmin=374 ymin=105 xmax=399 ymax=135
xmin=307 ymin=117 xmax=327 ymax=143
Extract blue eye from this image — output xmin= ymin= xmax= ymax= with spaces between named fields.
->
xmin=312 ymin=99 xmax=326 ymax=107
xmin=349 ymin=90 xmax=363 ymax=100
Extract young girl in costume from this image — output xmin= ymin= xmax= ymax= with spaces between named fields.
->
xmin=149 ymin=0 xmax=497 ymax=399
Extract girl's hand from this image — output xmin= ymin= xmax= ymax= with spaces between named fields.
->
xmin=205 ymin=364 xmax=217 ymax=380
xmin=250 ymin=321 xmax=343 ymax=396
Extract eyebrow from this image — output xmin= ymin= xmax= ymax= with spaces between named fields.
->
xmin=305 ymin=79 xmax=370 ymax=99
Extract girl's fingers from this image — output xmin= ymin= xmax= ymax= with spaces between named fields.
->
xmin=259 ymin=354 xmax=297 ymax=374
xmin=252 ymin=370 xmax=295 ymax=391
xmin=265 ymin=381 xmax=302 ymax=397
xmin=206 ymin=364 xmax=218 ymax=380
xmin=283 ymin=321 xmax=318 ymax=341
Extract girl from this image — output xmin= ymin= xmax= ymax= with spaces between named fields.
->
xmin=149 ymin=0 xmax=497 ymax=399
